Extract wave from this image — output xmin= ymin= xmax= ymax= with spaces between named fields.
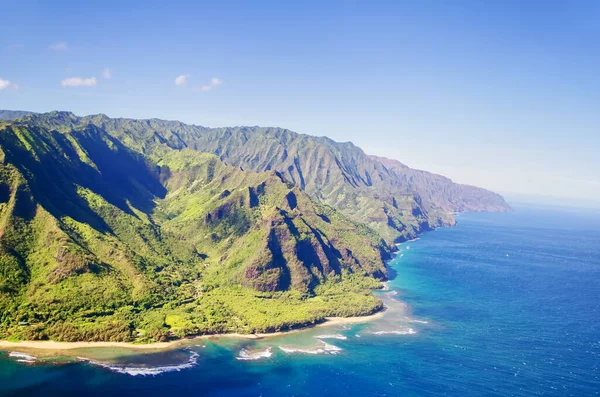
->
xmin=279 ymin=341 xmax=342 ymax=355
xmin=370 ymin=328 xmax=416 ymax=336
xmin=315 ymin=334 xmax=348 ymax=341
xmin=9 ymin=351 xmax=37 ymax=363
xmin=236 ymin=347 xmax=273 ymax=361
xmin=407 ymin=319 xmax=429 ymax=324
xmin=78 ymin=350 xmax=199 ymax=376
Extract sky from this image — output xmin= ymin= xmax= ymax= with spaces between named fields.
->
xmin=1 ymin=0 xmax=599 ymax=204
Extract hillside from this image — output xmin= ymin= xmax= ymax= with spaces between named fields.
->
xmin=10 ymin=111 xmax=511 ymax=243
xmin=0 ymin=121 xmax=389 ymax=342
xmin=0 ymin=110 xmax=510 ymax=343
xmin=0 ymin=110 xmax=33 ymax=120
xmin=372 ymin=155 xmax=510 ymax=213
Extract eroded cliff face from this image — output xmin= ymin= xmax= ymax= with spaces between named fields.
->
xmin=0 ymin=122 xmax=389 ymax=342
xmin=11 ymin=111 xmax=511 ymax=244
xmin=0 ymin=111 xmax=510 ymax=342
xmin=372 ymin=155 xmax=511 ymax=213
xmin=241 ymin=205 xmax=388 ymax=293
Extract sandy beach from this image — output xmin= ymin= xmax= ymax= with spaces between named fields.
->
xmin=0 ymin=311 xmax=385 ymax=352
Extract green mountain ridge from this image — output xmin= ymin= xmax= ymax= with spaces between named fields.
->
xmin=4 ymin=110 xmax=510 ymax=242
xmin=0 ymin=120 xmax=389 ymax=342
xmin=0 ymin=110 xmax=509 ymax=342
xmin=0 ymin=110 xmax=34 ymax=121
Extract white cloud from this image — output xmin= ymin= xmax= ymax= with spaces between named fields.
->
xmin=0 ymin=78 xmax=18 ymax=90
xmin=0 ymin=79 xmax=10 ymax=90
xmin=102 ymin=68 xmax=112 ymax=79
xmin=61 ymin=77 xmax=97 ymax=87
xmin=198 ymin=77 xmax=223 ymax=92
xmin=50 ymin=42 xmax=68 ymax=51
xmin=174 ymin=74 xmax=189 ymax=86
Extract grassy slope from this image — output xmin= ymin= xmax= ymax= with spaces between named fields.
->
xmin=0 ymin=123 xmax=389 ymax=342
xmin=18 ymin=111 xmax=510 ymax=244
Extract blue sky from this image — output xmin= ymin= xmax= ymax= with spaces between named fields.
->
xmin=1 ymin=0 xmax=599 ymax=204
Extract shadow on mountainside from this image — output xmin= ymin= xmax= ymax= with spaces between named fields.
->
xmin=0 ymin=124 xmax=165 ymax=233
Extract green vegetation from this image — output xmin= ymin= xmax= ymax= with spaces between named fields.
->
xmin=0 ymin=122 xmax=388 ymax=342
xmin=0 ymin=111 xmax=509 ymax=343
xmin=16 ymin=111 xmax=511 ymax=243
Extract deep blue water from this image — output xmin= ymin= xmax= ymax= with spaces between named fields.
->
xmin=1 ymin=206 xmax=599 ymax=396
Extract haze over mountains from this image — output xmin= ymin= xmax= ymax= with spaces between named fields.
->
xmin=0 ymin=110 xmax=509 ymax=342
xmin=0 ymin=110 xmax=510 ymax=240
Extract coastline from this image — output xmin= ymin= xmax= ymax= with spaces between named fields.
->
xmin=0 ymin=215 xmax=415 ymax=356
xmin=0 ymin=311 xmax=385 ymax=352
xmin=0 ymin=197 xmax=445 ymax=357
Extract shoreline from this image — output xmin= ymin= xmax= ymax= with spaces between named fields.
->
xmin=0 ymin=202 xmax=426 ymax=356
xmin=0 ymin=221 xmax=413 ymax=356
xmin=0 ymin=311 xmax=385 ymax=352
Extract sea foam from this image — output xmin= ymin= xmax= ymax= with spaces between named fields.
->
xmin=9 ymin=352 xmax=37 ymax=363
xmin=407 ymin=319 xmax=429 ymax=324
xmin=314 ymin=334 xmax=348 ymax=340
xmin=370 ymin=328 xmax=416 ymax=336
xmin=236 ymin=347 xmax=273 ymax=361
xmin=78 ymin=350 xmax=199 ymax=376
xmin=279 ymin=341 xmax=342 ymax=355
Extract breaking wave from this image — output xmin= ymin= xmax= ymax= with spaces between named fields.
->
xmin=279 ymin=341 xmax=342 ymax=355
xmin=370 ymin=328 xmax=416 ymax=336
xmin=9 ymin=352 xmax=37 ymax=363
xmin=407 ymin=319 xmax=429 ymax=324
xmin=314 ymin=334 xmax=348 ymax=340
xmin=236 ymin=347 xmax=273 ymax=361
xmin=78 ymin=351 xmax=199 ymax=376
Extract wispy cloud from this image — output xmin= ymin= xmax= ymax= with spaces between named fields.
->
xmin=50 ymin=42 xmax=68 ymax=51
xmin=102 ymin=68 xmax=112 ymax=79
xmin=61 ymin=77 xmax=97 ymax=87
xmin=174 ymin=74 xmax=189 ymax=86
xmin=0 ymin=78 xmax=11 ymax=90
xmin=198 ymin=77 xmax=223 ymax=92
xmin=0 ymin=78 xmax=18 ymax=91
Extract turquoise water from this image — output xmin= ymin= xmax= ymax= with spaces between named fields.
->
xmin=1 ymin=206 xmax=599 ymax=396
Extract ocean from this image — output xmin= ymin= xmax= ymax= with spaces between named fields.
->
xmin=1 ymin=206 xmax=599 ymax=396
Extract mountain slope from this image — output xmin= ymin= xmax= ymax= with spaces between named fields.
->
xmin=372 ymin=155 xmax=510 ymax=212
xmin=0 ymin=110 xmax=33 ymax=120
xmin=0 ymin=122 xmax=389 ymax=342
xmin=0 ymin=110 xmax=510 ymax=342
xmin=12 ymin=111 xmax=510 ymax=244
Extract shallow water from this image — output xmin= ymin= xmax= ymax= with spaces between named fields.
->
xmin=1 ymin=205 xmax=599 ymax=396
